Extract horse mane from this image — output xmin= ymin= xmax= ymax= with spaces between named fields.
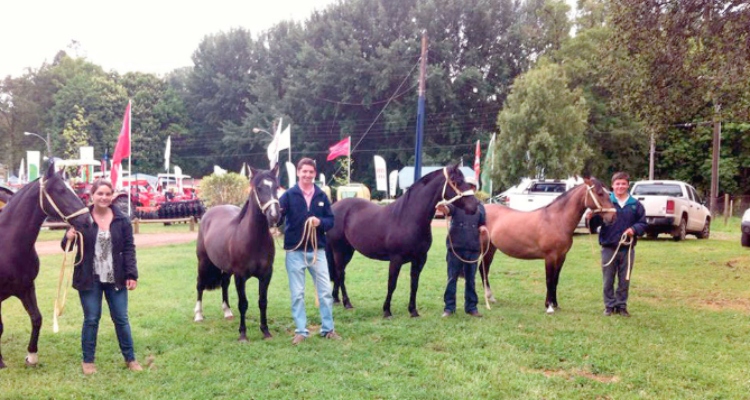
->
xmin=1 ymin=178 xmax=39 ymax=211
xmin=236 ymin=196 xmax=252 ymax=220
xmin=544 ymin=178 xmax=603 ymax=210
xmin=388 ymin=168 xmax=444 ymax=216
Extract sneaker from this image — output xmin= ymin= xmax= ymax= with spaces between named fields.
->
xmin=618 ymin=307 xmax=631 ymax=317
xmin=292 ymin=334 xmax=306 ymax=345
xmin=127 ymin=360 xmax=143 ymax=371
xmin=467 ymin=310 xmax=483 ymax=318
xmin=324 ymin=331 xmax=342 ymax=340
xmin=82 ymin=362 xmax=97 ymax=375
xmin=441 ymin=310 xmax=453 ymax=318
xmin=603 ymin=307 xmax=614 ymax=316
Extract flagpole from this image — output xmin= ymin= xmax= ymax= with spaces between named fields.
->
xmin=347 ymin=136 xmax=351 ymax=184
xmin=127 ymin=100 xmax=132 ymax=217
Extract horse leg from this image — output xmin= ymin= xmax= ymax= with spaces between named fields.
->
xmin=19 ymin=287 xmax=42 ymax=366
xmin=221 ymin=273 xmax=234 ymax=320
xmin=326 ymin=245 xmax=341 ymax=304
xmin=479 ymin=244 xmax=498 ymax=304
xmin=407 ymin=257 xmax=427 ymax=318
xmin=544 ymin=256 xmax=564 ymax=314
xmin=195 ymin=253 xmax=222 ymax=322
xmin=257 ymin=272 xmax=272 ymax=339
xmin=0 ymin=302 xmax=5 ymax=369
xmin=234 ymin=276 xmax=249 ymax=342
xmin=339 ymin=248 xmax=355 ymax=309
xmin=383 ymin=260 xmax=404 ymax=319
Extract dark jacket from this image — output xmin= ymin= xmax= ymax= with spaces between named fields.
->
xmin=279 ymin=184 xmax=334 ymax=251
xmin=446 ymin=202 xmax=486 ymax=252
xmin=61 ymin=205 xmax=138 ymax=290
xmin=590 ymin=193 xmax=647 ymax=248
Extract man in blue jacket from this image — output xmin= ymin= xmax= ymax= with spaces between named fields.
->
xmin=589 ymin=172 xmax=647 ymax=317
xmin=279 ymin=158 xmax=341 ymax=345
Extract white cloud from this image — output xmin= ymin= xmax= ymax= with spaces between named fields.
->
xmin=0 ymin=0 xmax=338 ymax=78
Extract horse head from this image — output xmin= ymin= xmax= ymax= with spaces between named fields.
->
xmin=249 ymin=164 xmax=281 ymax=227
xmin=583 ymin=177 xmax=616 ymax=225
xmin=440 ymin=164 xmax=480 ymax=215
xmin=39 ymin=162 xmax=93 ymax=231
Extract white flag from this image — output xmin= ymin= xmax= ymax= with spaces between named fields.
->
xmin=164 ymin=136 xmax=171 ymax=172
xmin=373 ymin=155 xmax=387 ymax=191
xmin=285 ymin=161 xmax=296 ymax=188
xmin=174 ymin=165 xmax=183 ymax=192
xmin=267 ymin=118 xmax=283 ymax=168
xmin=19 ymin=158 xmax=25 ymax=182
xmin=277 ymin=125 xmax=291 ymax=152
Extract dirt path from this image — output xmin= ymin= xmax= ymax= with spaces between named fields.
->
xmin=35 ymin=232 xmax=198 ymax=256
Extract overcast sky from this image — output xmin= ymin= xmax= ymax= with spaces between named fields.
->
xmin=0 ymin=0 xmax=340 ymax=78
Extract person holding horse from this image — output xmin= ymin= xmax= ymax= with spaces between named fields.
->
xmin=63 ymin=179 xmax=142 ymax=374
xmin=437 ymin=176 xmax=487 ymax=318
xmin=588 ymin=172 xmax=647 ymax=317
xmin=279 ymin=158 xmax=341 ymax=345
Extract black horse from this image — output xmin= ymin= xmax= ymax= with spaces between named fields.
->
xmin=0 ymin=163 xmax=92 ymax=368
xmin=326 ymin=165 xmax=480 ymax=318
xmin=194 ymin=165 xmax=280 ymax=341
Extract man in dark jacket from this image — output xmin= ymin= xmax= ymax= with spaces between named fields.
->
xmin=279 ymin=158 xmax=340 ymax=345
xmin=437 ymin=176 xmax=487 ymax=318
xmin=589 ymin=172 xmax=647 ymax=317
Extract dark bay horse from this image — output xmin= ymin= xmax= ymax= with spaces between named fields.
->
xmin=326 ymin=165 xmax=480 ymax=318
xmin=480 ymin=177 xmax=616 ymax=313
xmin=0 ymin=163 xmax=92 ymax=368
xmin=194 ymin=165 xmax=280 ymax=341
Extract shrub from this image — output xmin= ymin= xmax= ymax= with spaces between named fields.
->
xmin=199 ymin=172 xmax=248 ymax=207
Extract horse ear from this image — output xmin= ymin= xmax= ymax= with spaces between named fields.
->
xmin=271 ymin=164 xmax=279 ymax=178
xmin=45 ymin=160 xmax=56 ymax=178
xmin=248 ymin=167 xmax=257 ymax=180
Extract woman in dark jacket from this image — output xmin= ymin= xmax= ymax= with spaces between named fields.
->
xmin=63 ymin=179 xmax=141 ymax=375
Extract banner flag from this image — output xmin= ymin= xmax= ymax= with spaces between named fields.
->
xmin=373 ymin=155 xmax=387 ymax=191
xmin=327 ymin=137 xmax=350 ymax=161
xmin=111 ymin=101 xmax=131 ymax=189
xmin=389 ymin=170 xmax=399 ymax=197
xmin=164 ymin=135 xmax=171 ymax=172
xmin=27 ymin=151 xmax=40 ymax=181
xmin=473 ymin=140 xmax=481 ymax=189
xmin=285 ymin=161 xmax=296 ymax=187
xmin=19 ymin=158 xmax=25 ymax=183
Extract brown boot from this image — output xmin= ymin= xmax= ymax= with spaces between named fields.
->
xmin=82 ymin=362 xmax=97 ymax=375
xmin=127 ymin=360 xmax=143 ymax=371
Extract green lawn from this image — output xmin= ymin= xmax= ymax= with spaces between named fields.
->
xmin=1 ymin=218 xmax=749 ymax=399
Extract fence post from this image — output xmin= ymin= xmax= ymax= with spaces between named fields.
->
xmin=190 ymin=217 xmax=195 ymax=232
xmin=134 ymin=218 xmax=140 ymax=234
xmin=724 ymin=194 xmax=730 ymax=226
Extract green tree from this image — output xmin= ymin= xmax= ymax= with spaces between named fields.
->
xmin=493 ymin=62 xmax=590 ymax=187
xmin=61 ymin=105 xmax=90 ymax=159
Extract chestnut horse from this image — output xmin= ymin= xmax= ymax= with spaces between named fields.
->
xmin=0 ymin=163 xmax=92 ymax=368
xmin=194 ymin=165 xmax=280 ymax=341
xmin=480 ymin=177 xmax=616 ymax=313
xmin=326 ymin=165 xmax=480 ymax=318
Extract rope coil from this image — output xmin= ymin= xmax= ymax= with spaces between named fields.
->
xmin=602 ymin=232 xmax=634 ymax=281
xmin=445 ymin=213 xmax=493 ymax=310
xmin=53 ymin=231 xmax=84 ymax=333
xmin=289 ymin=217 xmax=320 ymax=307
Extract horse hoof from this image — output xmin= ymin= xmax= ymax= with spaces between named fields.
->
xmin=25 ymin=353 xmax=39 ymax=366
xmin=546 ymin=305 xmax=555 ymax=314
xmin=344 ymin=303 xmax=354 ymax=310
xmin=333 ymin=298 xmax=341 ymax=304
xmin=262 ymin=333 xmax=273 ymax=340
xmin=194 ymin=314 xmax=204 ymax=322
xmin=225 ymin=315 xmax=234 ymax=321
xmin=383 ymin=312 xmax=393 ymax=319
xmin=489 ymin=296 xmax=497 ymax=303
xmin=0 ymin=360 xmax=6 ymax=369
xmin=410 ymin=312 xmax=420 ymax=318
xmin=238 ymin=336 xmax=249 ymax=343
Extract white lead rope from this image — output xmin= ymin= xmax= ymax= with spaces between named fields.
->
xmin=53 ymin=231 xmax=84 ymax=333
xmin=602 ymin=232 xmax=635 ymax=281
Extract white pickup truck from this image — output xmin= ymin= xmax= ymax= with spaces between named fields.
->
xmin=505 ymin=178 xmax=588 ymax=228
xmin=630 ymin=180 xmax=711 ymax=241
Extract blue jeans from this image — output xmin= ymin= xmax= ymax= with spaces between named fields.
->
xmin=78 ymin=280 xmax=135 ymax=363
xmin=601 ymin=246 xmax=635 ymax=309
xmin=285 ymin=249 xmax=335 ymax=337
xmin=444 ymin=251 xmax=479 ymax=313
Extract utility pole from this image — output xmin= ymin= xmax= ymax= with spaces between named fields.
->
xmin=648 ymin=130 xmax=655 ymax=180
xmin=709 ymin=101 xmax=721 ymax=214
xmin=413 ymin=31 xmax=427 ymax=184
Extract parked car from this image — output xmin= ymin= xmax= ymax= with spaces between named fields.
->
xmin=742 ymin=209 xmax=750 ymax=247
xmin=630 ymin=180 xmax=711 ymax=241
xmin=505 ymin=177 xmax=589 ymax=229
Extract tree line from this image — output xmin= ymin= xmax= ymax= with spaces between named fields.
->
xmin=1 ymin=0 xmax=748 ymax=197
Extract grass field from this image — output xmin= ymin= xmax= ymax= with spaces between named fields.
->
xmin=1 ymin=218 xmax=749 ymax=399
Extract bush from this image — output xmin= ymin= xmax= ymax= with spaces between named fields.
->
xmin=199 ymin=172 xmax=248 ymax=207
xmin=474 ymin=190 xmax=490 ymax=203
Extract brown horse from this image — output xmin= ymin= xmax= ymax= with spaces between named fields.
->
xmin=326 ymin=165 xmax=480 ymax=318
xmin=479 ymin=177 xmax=616 ymax=313
xmin=0 ymin=163 xmax=92 ymax=368
xmin=194 ymin=165 xmax=280 ymax=341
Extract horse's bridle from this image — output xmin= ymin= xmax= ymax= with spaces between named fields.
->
xmin=437 ymin=168 xmax=476 ymax=207
xmin=39 ymin=176 xmax=90 ymax=223
xmin=584 ymin=184 xmax=616 ymax=214
xmin=254 ymin=189 xmax=280 ymax=212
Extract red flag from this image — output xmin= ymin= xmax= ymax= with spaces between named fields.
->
xmin=473 ymin=140 xmax=481 ymax=187
xmin=111 ymin=101 xmax=131 ymax=188
xmin=327 ymin=136 xmax=351 ymax=161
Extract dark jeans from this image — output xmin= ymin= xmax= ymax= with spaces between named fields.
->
xmin=444 ymin=251 xmax=479 ymax=313
xmin=601 ymin=246 xmax=635 ymax=310
xmin=78 ymin=280 xmax=135 ymax=363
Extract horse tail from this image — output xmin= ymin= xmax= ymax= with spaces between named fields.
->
xmin=325 ymin=242 xmax=338 ymax=282
xmin=197 ymin=257 xmax=224 ymax=291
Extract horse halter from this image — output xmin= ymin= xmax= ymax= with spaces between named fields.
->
xmin=436 ymin=168 xmax=476 ymax=207
xmin=254 ymin=189 xmax=279 ymax=212
xmin=38 ymin=176 xmax=90 ymax=223
xmin=584 ymin=184 xmax=616 ymax=214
